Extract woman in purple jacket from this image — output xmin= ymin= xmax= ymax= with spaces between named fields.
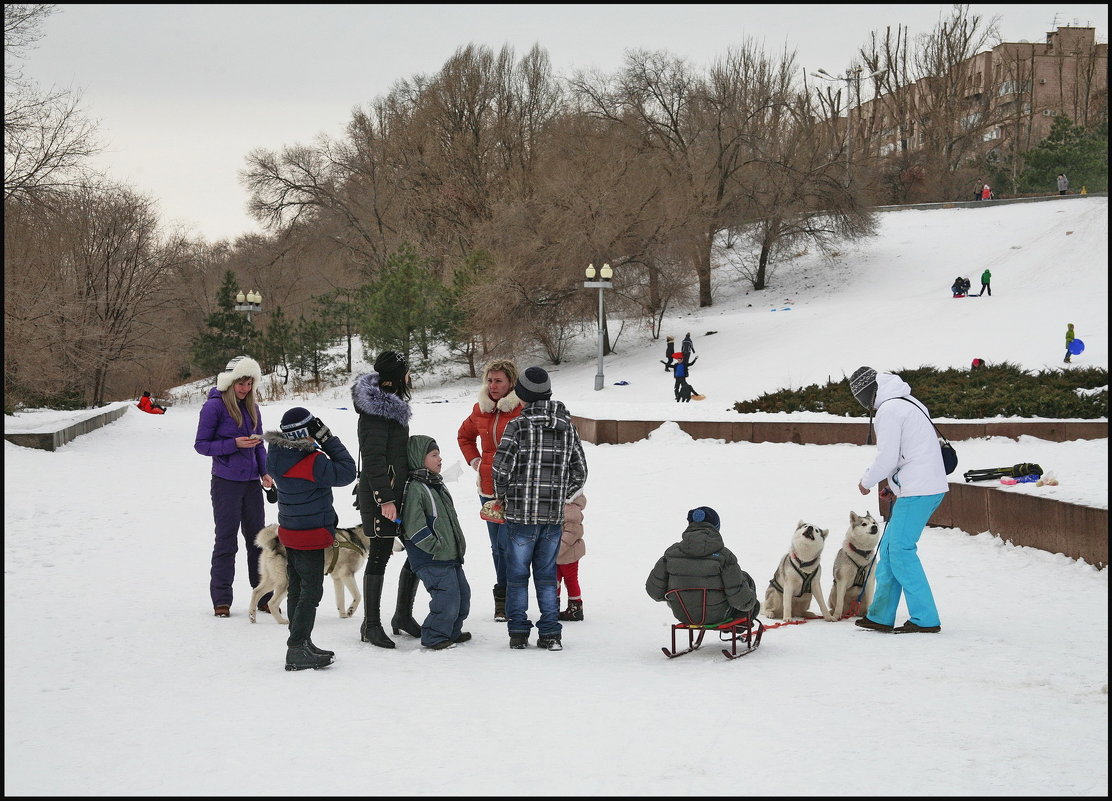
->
xmin=194 ymin=355 xmax=274 ymax=617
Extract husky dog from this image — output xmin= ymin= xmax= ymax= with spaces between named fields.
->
xmin=249 ymin=524 xmax=371 ymax=623
xmin=763 ymin=521 xmax=834 ymax=621
xmin=828 ymin=512 xmax=881 ymax=620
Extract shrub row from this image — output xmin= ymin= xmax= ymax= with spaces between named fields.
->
xmin=731 ymin=363 xmax=1109 ymax=419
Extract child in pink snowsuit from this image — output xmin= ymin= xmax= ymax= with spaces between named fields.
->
xmin=557 ymin=491 xmax=587 ymax=621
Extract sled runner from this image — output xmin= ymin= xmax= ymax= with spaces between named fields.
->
xmin=660 ymin=588 xmax=763 ymax=660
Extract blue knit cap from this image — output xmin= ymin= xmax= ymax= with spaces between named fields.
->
xmin=687 ymin=506 xmax=720 ymax=529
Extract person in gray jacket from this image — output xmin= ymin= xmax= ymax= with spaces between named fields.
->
xmin=646 ymin=507 xmax=760 ymax=625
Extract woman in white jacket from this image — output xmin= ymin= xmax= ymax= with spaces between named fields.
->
xmin=849 ymin=367 xmax=948 ymax=634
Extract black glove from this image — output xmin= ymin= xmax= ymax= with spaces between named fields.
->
xmin=306 ymin=416 xmax=332 ymax=443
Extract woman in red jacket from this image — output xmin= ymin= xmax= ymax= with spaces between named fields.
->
xmin=456 ymin=359 xmax=522 ymax=621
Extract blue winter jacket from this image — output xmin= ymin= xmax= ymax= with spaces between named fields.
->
xmin=194 ymin=387 xmax=267 ymax=481
xmin=264 ymin=432 xmax=357 ymax=542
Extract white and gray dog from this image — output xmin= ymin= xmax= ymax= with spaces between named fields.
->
xmin=827 ymin=512 xmax=881 ymax=620
xmin=763 ymin=520 xmax=834 ymax=622
xmin=249 ymin=524 xmax=371 ymax=623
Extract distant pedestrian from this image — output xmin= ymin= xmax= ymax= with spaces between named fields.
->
xmin=681 ymin=332 xmax=695 ymax=364
xmin=1064 ymin=323 xmax=1075 ymax=364
xmin=662 ymin=335 xmax=676 ymax=371
xmin=973 ymin=180 xmax=984 ymax=201
xmin=1057 ymin=173 xmax=1069 ymax=195
xmin=978 ymin=268 xmax=991 ymax=297
xmin=981 ymin=184 xmax=992 ymax=201
xmin=970 ymin=358 xmax=985 ymax=369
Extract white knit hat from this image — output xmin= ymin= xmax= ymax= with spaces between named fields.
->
xmin=216 ymin=355 xmax=262 ymax=392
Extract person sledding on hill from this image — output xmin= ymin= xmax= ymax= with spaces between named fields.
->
xmin=138 ymin=391 xmax=167 ymax=414
xmin=951 ymin=277 xmax=971 ymax=297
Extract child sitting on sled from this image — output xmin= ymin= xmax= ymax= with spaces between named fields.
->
xmin=645 ymin=506 xmax=760 ymax=624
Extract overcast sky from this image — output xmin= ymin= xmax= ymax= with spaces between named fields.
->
xmin=16 ymin=3 xmax=1110 ymax=243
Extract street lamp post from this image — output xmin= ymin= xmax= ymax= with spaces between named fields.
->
xmin=583 ymin=262 xmax=613 ymax=391
xmin=234 ymin=289 xmax=263 ymax=324
xmin=811 ymin=65 xmax=884 ymax=187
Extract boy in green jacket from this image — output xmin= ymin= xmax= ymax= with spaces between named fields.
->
xmin=401 ymin=435 xmax=471 ymax=649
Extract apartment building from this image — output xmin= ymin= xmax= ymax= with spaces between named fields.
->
xmin=856 ymin=25 xmax=1107 ymax=162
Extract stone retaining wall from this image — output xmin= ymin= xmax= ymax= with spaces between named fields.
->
xmin=883 ymin=485 xmax=1107 ymax=568
xmin=571 ymin=416 xmax=1107 ymax=446
xmin=3 ymin=404 xmax=130 ymax=451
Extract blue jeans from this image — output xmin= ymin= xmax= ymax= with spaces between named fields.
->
xmin=867 ymin=493 xmax=945 ymax=627
xmin=503 ymin=522 xmax=562 ymax=638
xmin=479 ymin=495 xmax=507 ymax=587
xmin=412 ymin=561 xmax=471 ymax=647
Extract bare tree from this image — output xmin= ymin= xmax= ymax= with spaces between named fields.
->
xmin=4 ymin=4 xmax=101 ymax=203
xmin=858 ymin=5 xmax=1004 ymax=200
xmin=7 ymin=184 xmax=189 ymax=406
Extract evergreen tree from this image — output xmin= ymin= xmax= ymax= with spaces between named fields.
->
xmin=1019 ymin=115 xmax=1108 ymax=193
xmin=290 ymin=315 xmax=336 ymax=382
xmin=358 ymin=243 xmax=442 ymax=362
xmin=190 ymin=270 xmax=259 ymax=377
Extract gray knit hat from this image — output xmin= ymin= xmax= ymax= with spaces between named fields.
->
xmin=515 ymin=366 xmax=552 ymax=403
xmin=850 ymin=366 xmax=878 ymax=410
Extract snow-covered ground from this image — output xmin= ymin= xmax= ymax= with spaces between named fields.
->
xmin=4 ymin=197 xmax=1107 ymax=795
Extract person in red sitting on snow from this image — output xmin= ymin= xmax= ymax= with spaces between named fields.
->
xmin=137 ymin=391 xmax=167 ymax=414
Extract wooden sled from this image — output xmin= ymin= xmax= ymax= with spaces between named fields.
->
xmin=661 ymin=588 xmax=763 ymax=660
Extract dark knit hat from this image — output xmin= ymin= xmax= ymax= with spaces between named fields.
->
xmin=687 ymin=506 xmax=721 ymax=529
xmin=850 ymin=366 xmax=878 ymax=411
xmin=515 ymin=366 xmax=552 ymax=403
xmin=374 ymin=350 xmax=408 ymax=382
xmin=280 ymin=407 xmax=316 ymax=440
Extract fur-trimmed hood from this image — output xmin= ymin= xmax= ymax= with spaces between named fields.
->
xmin=475 ymin=384 xmax=523 ymax=414
xmin=352 ymin=372 xmax=412 ymax=425
xmin=262 ymin=431 xmax=319 ymax=452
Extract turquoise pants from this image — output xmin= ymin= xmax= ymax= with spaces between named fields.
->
xmin=867 ymin=493 xmax=945 ymax=627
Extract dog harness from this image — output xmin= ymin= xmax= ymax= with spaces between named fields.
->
xmin=844 ymin=545 xmax=875 ymax=588
xmin=768 ymin=552 xmax=820 ymax=597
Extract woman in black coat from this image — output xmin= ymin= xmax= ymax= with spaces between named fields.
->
xmin=351 ymin=351 xmax=423 ymax=648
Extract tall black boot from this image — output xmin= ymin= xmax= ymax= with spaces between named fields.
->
xmin=360 ymin=572 xmax=395 ymax=648
xmin=493 ymin=584 xmax=507 ymax=622
xmin=390 ymin=563 xmax=423 ymax=637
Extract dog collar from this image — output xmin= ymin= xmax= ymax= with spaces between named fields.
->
xmin=791 ymin=552 xmax=819 ymax=568
xmin=849 ymin=544 xmax=874 ymax=558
